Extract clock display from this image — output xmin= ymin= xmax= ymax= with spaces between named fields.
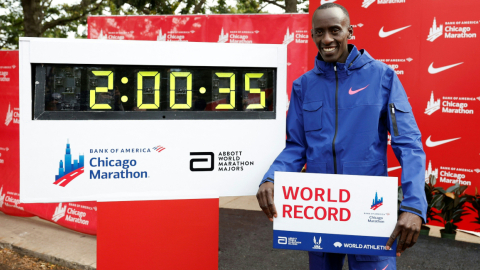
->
xmin=33 ymin=64 xmax=276 ymax=120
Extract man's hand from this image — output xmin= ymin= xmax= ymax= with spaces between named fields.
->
xmin=386 ymin=212 xmax=422 ymax=256
xmin=256 ymin=182 xmax=277 ymax=222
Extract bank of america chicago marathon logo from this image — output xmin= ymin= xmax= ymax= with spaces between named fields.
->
xmin=427 ymin=17 xmax=478 ymax=42
xmin=217 ymin=28 xmax=258 ymax=44
xmin=362 ymin=0 xmax=405 ymax=9
xmin=371 ymin=191 xmax=383 ymax=210
xmin=51 ymin=202 xmax=90 ymax=225
xmin=378 ymin=58 xmax=412 ymax=76
xmin=425 ymin=91 xmax=477 ymax=115
xmin=53 ymin=140 xmax=166 ymax=184
xmin=425 ymin=160 xmax=476 ymax=186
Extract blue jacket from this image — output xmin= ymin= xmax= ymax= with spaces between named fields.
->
xmin=262 ymin=45 xmax=427 ymax=222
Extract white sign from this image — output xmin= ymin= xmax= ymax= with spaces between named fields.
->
xmin=273 ymin=172 xmax=397 ymax=256
xmin=19 ymin=38 xmax=287 ymax=203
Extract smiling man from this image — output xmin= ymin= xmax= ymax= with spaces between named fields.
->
xmin=256 ymin=3 xmax=427 ymax=270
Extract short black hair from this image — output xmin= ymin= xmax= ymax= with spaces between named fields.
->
xmin=315 ymin=3 xmax=350 ymax=25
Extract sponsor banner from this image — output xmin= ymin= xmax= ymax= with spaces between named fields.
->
xmin=273 ymin=172 xmax=397 ymax=256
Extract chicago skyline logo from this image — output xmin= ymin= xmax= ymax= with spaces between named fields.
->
xmin=54 ymin=140 xmax=84 ymax=187
xmin=52 ymin=202 xmax=67 ymax=222
xmin=427 ymin=18 xmax=443 ymax=42
xmin=425 ymin=160 xmax=439 ymax=183
xmin=371 ymin=191 xmax=383 ymax=210
xmin=218 ymin=28 xmax=229 ymax=43
xmin=312 ymin=236 xmax=323 ymax=249
xmin=425 ymin=91 xmax=440 ymax=115
xmin=0 ymin=186 xmax=4 ymax=208
xmin=97 ymin=29 xmax=108 ymax=40
xmin=283 ymin=28 xmax=294 ymax=45
xmin=157 ymin=29 xmax=166 ymax=41
xmin=5 ymin=103 xmax=13 ymax=126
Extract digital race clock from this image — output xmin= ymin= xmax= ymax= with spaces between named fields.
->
xmin=34 ymin=64 xmax=276 ymax=120
xmin=20 ymin=38 xmax=287 ymax=203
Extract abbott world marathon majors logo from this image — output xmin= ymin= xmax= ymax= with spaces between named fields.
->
xmin=378 ymin=57 xmax=413 ymax=75
xmin=427 ymin=17 xmax=478 ymax=42
xmin=425 ymin=91 xmax=477 ymax=115
xmin=425 ymin=160 xmax=477 ymax=186
xmin=53 ymin=139 xmax=166 ymax=185
xmin=362 ymin=0 xmax=405 ymax=9
xmin=52 ymin=202 xmax=90 ymax=225
xmin=190 ymin=151 xmax=255 ymax=172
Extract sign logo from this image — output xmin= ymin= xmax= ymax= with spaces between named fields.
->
xmin=425 ymin=160 xmax=439 ymax=183
xmin=371 ymin=191 xmax=383 ymax=210
xmin=362 ymin=0 xmax=375 ymax=8
xmin=283 ymin=28 xmax=294 ymax=45
xmin=54 ymin=140 xmax=85 ymax=187
xmin=425 ymin=91 xmax=441 ymax=115
xmin=157 ymin=29 xmax=166 ymax=41
xmin=427 ymin=18 xmax=443 ymax=42
xmin=5 ymin=103 xmax=13 ymax=126
xmin=0 ymin=186 xmax=5 ymax=208
xmin=52 ymin=203 xmax=67 ymax=222
xmin=426 ymin=136 xmax=461 ymax=147
xmin=428 ymin=62 xmax=463 ymax=74
xmin=278 ymin=236 xmax=287 ymax=245
xmin=312 ymin=236 xmax=323 ymax=249
xmin=190 ymin=152 xmax=214 ymax=171
xmin=379 ymin=25 xmax=411 ymax=38
xmin=152 ymin=145 xmax=166 ymax=153
xmin=218 ymin=28 xmax=229 ymax=43
xmin=334 ymin=242 xmax=342 ymax=248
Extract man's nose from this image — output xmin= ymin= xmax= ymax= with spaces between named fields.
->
xmin=322 ymin=33 xmax=334 ymax=45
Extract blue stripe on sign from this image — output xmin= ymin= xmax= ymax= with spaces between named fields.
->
xmin=273 ymin=230 xmax=396 ymax=257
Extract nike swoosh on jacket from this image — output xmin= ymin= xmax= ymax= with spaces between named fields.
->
xmin=261 ymin=45 xmax=427 ymax=223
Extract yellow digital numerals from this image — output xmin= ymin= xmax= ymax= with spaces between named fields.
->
xmin=215 ymin=73 xmax=235 ymax=110
xmin=90 ymin=71 xmax=113 ymax=109
xmin=245 ymin=73 xmax=265 ymax=109
xmin=137 ymin=72 xmax=160 ymax=109
xmin=170 ymin=72 xmax=192 ymax=109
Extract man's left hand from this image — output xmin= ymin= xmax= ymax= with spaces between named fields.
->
xmin=386 ymin=212 xmax=422 ymax=257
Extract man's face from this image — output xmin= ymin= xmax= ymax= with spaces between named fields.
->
xmin=311 ymin=7 xmax=353 ymax=63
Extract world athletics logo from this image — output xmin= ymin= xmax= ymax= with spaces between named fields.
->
xmin=371 ymin=191 xmax=383 ymax=210
xmin=53 ymin=140 xmax=84 ymax=187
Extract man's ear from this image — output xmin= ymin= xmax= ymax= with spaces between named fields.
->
xmin=348 ymin=25 xmax=354 ymax=39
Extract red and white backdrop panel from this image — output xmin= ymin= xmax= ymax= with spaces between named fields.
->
xmin=0 ymin=51 xmax=97 ymax=235
xmin=309 ymin=0 xmax=480 ymax=230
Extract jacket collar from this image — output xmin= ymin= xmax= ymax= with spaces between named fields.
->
xmin=312 ymin=44 xmax=374 ymax=76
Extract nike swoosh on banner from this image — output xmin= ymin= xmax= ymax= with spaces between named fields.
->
xmin=425 ymin=136 xmax=461 ymax=147
xmin=387 ymin=166 xmax=401 ymax=172
xmin=379 ymin=26 xmax=411 ymax=38
xmin=428 ymin=62 xmax=464 ymax=74
xmin=321 ymin=0 xmax=336 ymax=4
xmin=349 ymin=85 xmax=369 ymax=95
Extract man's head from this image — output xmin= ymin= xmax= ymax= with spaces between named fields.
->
xmin=311 ymin=3 xmax=353 ymax=63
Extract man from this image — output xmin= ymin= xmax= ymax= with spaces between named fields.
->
xmin=256 ymin=3 xmax=427 ymax=270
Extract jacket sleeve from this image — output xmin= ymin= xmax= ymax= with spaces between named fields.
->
xmin=260 ymin=79 xmax=307 ymax=185
xmin=384 ymin=68 xmax=427 ymax=223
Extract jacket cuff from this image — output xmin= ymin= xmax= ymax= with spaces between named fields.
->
xmin=259 ymin=177 xmax=274 ymax=186
xmin=399 ymin=204 xmax=426 ymax=224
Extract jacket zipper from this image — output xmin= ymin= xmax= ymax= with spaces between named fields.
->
xmin=333 ymin=65 xmax=339 ymax=174
xmin=390 ymin=103 xmax=399 ymax=136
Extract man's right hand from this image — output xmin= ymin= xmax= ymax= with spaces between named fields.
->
xmin=256 ymin=182 xmax=277 ymax=222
